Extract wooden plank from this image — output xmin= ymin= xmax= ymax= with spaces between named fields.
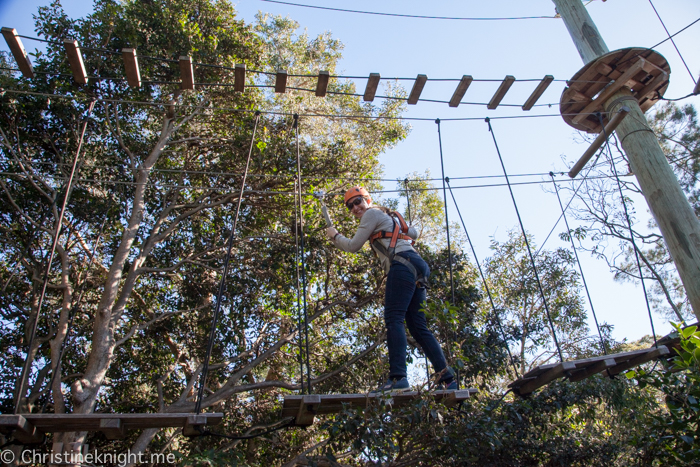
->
xmin=2 ymin=413 xmax=223 ymax=432
xmin=442 ymin=389 xmax=473 ymax=408
xmin=234 ymin=63 xmax=246 ymax=92
xmin=634 ymin=70 xmax=668 ymax=102
xmin=363 ymin=73 xmax=380 ymax=102
xmin=179 ymin=56 xmax=194 ymax=90
xmin=568 ymin=106 xmax=629 ymax=178
xmin=295 ymin=395 xmax=321 ymax=426
xmin=572 ymin=58 xmax=645 ymax=125
xmin=275 ymin=70 xmax=287 ymax=93
xmin=449 ymin=75 xmax=472 ymax=108
xmin=99 ymin=418 xmax=126 ymax=440
xmin=522 ymin=75 xmax=554 ymax=111
xmin=63 ymin=39 xmax=88 ymax=85
xmin=487 ymin=75 xmax=515 ymax=110
xmin=607 ymin=345 xmax=670 ymax=376
xmin=0 ymin=414 xmax=44 ymax=444
xmin=315 ymin=70 xmax=329 ymax=97
xmin=514 ymin=361 xmax=576 ymax=396
xmin=568 ymin=358 xmax=616 ymax=382
xmin=121 ymin=48 xmax=141 ymax=88
xmin=407 ymin=74 xmax=427 ymax=105
xmin=183 ymin=414 xmax=208 ymax=437
xmin=1 ymin=27 xmax=34 ymax=78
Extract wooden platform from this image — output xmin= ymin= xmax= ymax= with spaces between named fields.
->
xmin=0 ymin=413 xmax=223 ymax=444
xmin=283 ymin=389 xmax=477 ymax=426
xmin=509 ymin=345 xmax=670 ymax=397
xmin=560 ymin=47 xmax=670 ymax=133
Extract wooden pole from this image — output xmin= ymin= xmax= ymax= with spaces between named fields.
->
xmin=553 ymin=0 xmax=700 ymax=322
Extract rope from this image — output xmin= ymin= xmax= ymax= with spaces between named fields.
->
xmin=435 ymin=119 xmax=458 ymax=384
xmin=549 ymin=173 xmax=608 ymax=355
xmin=445 ymin=178 xmax=520 ymax=379
xmin=485 ymin=117 xmax=564 ymax=362
xmin=294 ymin=114 xmax=312 ymax=394
xmin=13 ymin=99 xmax=95 ymax=414
xmin=194 ymin=111 xmax=261 ymax=414
xmin=595 ymin=113 xmax=658 ymax=347
xmin=293 ymin=176 xmax=306 ymax=394
xmin=647 ymin=0 xmax=697 ymax=85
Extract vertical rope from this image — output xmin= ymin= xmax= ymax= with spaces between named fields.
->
xmin=435 ymin=119 xmax=458 ymax=384
xmin=596 ymin=113 xmax=658 ymax=346
xmin=549 ymin=172 xmax=608 ymax=355
xmin=294 ymin=114 xmax=312 ymax=394
xmin=293 ymin=176 xmax=305 ymax=393
xmin=446 ymin=178 xmax=520 ymax=379
xmin=195 ymin=112 xmax=261 ymax=414
xmin=14 ymin=100 xmax=95 ymax=414
xmin=403 ymin=178 xmax=430 ymax=382
xmin=485 ymin=118 xmax=564 ymax=362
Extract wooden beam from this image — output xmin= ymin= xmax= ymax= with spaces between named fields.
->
xmin=522 ymin=75 xmax=554 ymax=111
xmin=1 ymin=27 xmax=34 ymax=78
xmin=407 ymin=74 xmax=427 ymax=105
xmin=449 ymin=75 xmax=473 ymax=108
xmin=275 ymin=70 xmax=287 ymax=93
xmin=295 ymin=394 xmax=321 ymax=426
xmin=487 ymin=75 xmax=515 ymax=109
xmin=568 ymin=358 xmax=616 ymax=382
xmin=568 ymin=106 xmax=630 ymax=178
xmin=234 ymin=63 xmax=246 ymax=92
xmin=63 ymin=39 xmax=88 ymax=85
xmin=179 ymin=56 xmax=194 ymax=90
xmin=363 ymin=73 xmax=380 ymax=102
xmin=634 ymin=70 xmax=668 ymax=102
xmin=572 ymin=58 xmax=645 ymax=126
xmin=0 ymin=414 xmax=44 ymax=444
xmin=121 ymin=48 xmax=141 ymax=88
xmin=607 ymin=345 xmax=670 ymax=376
xmin=316 ymin=70 xmax=330 ymax=97
xmin=99 ymin=418 xmax=126 ymax=440
xmin=514 ymin=361 xmax=576 ymax=396
xmin=183 ymin=414 xmax=212 ymax=437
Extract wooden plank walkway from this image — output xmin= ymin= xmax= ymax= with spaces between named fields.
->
xmin=283 ymin=389 xmax=477 ymax=426
xmin=0 ymin=413 xmax=223 ymax=444
xmin=509 ymin=345 xmax=670 ymax=396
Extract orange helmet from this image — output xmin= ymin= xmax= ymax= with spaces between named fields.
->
xmin=344 ymin=186 xmax=371 ymax=205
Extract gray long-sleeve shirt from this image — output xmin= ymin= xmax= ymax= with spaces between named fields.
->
xmin=333 ymin=207 xmax=418 ymax=273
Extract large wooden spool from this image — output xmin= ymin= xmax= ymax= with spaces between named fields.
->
xmin=560 ymin=47 xmax=670 ymax=133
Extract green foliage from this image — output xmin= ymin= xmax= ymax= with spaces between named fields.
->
xmin=627 ymin=323 xmax=700 ymax=465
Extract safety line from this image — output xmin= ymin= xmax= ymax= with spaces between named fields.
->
xmin=596 ymin=113 xmax=658 ymax=347
xmin=13 ymin=99 xmax=95 ymax=415
xmin=194 ymin=111 xmax=261 ymax=414
xmin=294 ymin=114 xmax=312 ymax=395
xmin=445 ymin=178 xmax=520 ymax=379
xmin=259 ymin=0 xmax=557 ymax=20
xmin=647 ymin=0 xmax=697 ymax=85
xmin=485 ymin=117 xmax=564 ymax=362
xmin=549 ymin=172 xmax=608 ymax=356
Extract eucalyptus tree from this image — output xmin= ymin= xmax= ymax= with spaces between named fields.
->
xmin=0 ymin=0 xmax=409 ymax=460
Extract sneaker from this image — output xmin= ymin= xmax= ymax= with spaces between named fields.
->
xmin=437 ymin=379 xmax=458 ymax=390
xmin=370 ymin=377 xmax=410 ymax=394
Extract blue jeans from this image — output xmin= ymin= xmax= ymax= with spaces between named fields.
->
xmin=384 ymin=251 xmax=453 ymax=382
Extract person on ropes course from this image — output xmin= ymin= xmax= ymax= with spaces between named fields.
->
xmin=325 ymin=186 xmax=457 ymax=392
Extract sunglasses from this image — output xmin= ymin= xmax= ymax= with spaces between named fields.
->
xmin=346 ymin=197 xmax=365 ymax=210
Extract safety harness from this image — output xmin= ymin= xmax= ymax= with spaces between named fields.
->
xmin=369 ymin=210 xmax=429 ymax=288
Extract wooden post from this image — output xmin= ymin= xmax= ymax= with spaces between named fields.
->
xmin=553 ymin=0 xmax=700 ymax=321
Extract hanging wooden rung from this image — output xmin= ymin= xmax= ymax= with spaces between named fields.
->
xmin=283 ymin=389 xmax=477 ymax=427
xmin=487 ymin=75 xmax=515 ymax=110
xmin=363 ymin=73 xmax=380 ymax=102
xmin=0 ymin=412 xmax=223 ymax=443
xmin=694 ymin=76 xmax=700 ymax=96
xmin=522 ymin=75 xmax=553 ymax=111
xmin=1 ymin=27 xmax=34 ymax=79
xmin=449 ymin=75 xmax=472 ymax=108
xmin=509 ymin=345 xmax=670 ymax=396
xmin=275 ymin=70 xmax=287 ymax=93
xmin=407 ymin=74 xmax=427 ymax=105
xmin=63 ymin=39 xmax=88 ymax=85
xmin=568 ymin=105 xmax=630 ymax=178
xmin=121 ymin=48 xmax=141 ymax=88
xmin=316 ymin=70 xmax=330 ymax=97
xmin=234 ymin=63 xmax=246 ymax=92
xmin=179 ymin=56 xmax=194 ymax=90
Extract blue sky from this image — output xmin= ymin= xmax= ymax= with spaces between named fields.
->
xmin=1 ymin=0 xmax=699 ymax=342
